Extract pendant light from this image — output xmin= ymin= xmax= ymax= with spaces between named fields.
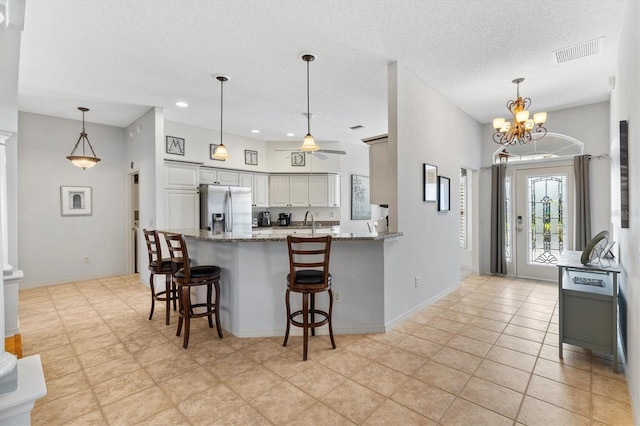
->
xmin=67 ymin=107 xmax=101 ymax=170
xmin=300 ymin=54 xmax=319 ymax=152
xmin=212 ymin=76 xmax=230 ymax=160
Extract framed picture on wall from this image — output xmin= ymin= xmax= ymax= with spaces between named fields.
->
xmin=291 ymin=152 xmax=305 ymax=167
xmin=351 ymin=175 xmax=371 ymax=220
xmin=166 ymin=136 xmax=185 ymax=155
xmin=620 ymin=120 xmax=629 ymax=228
xmin=244 ymin=150 xmax=258 ymax=165
xmin=423 ymin=163 xmax=438 ymax=202
xmin=437 ymin=176 xmax=450 ymax=212
xmin=61 ymin=186 xmax=92 ymax=216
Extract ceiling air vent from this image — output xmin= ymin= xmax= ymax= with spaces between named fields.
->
xmin=554 ymin=37 xmax=604 ymax=64
xmin=349 ymin=125 xmax=364 ymax=130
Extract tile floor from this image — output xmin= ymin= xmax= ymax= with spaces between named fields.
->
xmin=21 ymin=273 xmax=634 ymax=425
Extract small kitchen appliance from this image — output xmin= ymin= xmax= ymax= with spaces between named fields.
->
xmin=258 ymin=211 xmax=271 ymax=227
xmin=278 ymin=213 xmax=291 ymax=226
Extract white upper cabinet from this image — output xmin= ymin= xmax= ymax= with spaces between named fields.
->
xmin=308 ymin=175 xmax=328 ymax=206
xmin=362 ymin=135 xmax=389 ymax=205
xmin=289 ymin=175 xmax=309 ymax=206
xmin=240 ymin=172 xmax=269 ymax=207
xmin=199 ymin=167 xmax=239 ymax=186
xmin=328 ymin=174 xmax=341 ymax=207
xmin=270 ymin=174 xmax=340 ymax=207
xmin=165 ymin=162 xmax=199 ymax=188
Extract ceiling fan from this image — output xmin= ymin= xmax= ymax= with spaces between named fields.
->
xmin=276 ymin=148 xmax=346 ymax=160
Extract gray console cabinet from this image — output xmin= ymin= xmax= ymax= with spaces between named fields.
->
xmin=557 ymin=250 xmax=621 ymax=373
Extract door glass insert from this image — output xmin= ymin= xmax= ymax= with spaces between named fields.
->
xmin=528 ymin=175 xmax=566 ymax=265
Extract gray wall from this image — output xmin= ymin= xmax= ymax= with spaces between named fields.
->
xmin=18 ymin=112 xmax=127 ymax=287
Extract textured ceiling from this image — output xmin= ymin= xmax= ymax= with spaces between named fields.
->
xmin=17 ymin=0 xmax=624 ymax=145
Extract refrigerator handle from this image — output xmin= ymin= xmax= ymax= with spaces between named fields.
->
xmin=228 ymin=189 xmax=234 ymax=232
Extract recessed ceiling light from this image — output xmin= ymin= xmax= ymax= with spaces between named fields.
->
xmin=251 ymin=129 xmax=260 ymax=134
xmin=176 ymin=101 xmax=189 ymax=108
xmin=286 ymin=133 xmax=295 ymax=137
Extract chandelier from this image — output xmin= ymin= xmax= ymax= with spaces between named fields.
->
xmin=492 ymin=78 xmax=547 ymax=145
xmin=67 ymin=107 xmax=101 ymax=170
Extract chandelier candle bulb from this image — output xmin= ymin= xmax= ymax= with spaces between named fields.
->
xmin=516 ymin=110 xmax=529 ymax=123
xmin=493 ymin=117 xmax=505 ymax=130
xmin=534 ymin=112 xmax=547 ymax=124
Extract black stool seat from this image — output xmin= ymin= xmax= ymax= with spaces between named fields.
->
xmin=176 ymin=265 xmax=221 ymax=279
xmin=164 ymin=233 xmax=223 ymax=349
xmin=283 ymin=235 xmax=336 ymax=361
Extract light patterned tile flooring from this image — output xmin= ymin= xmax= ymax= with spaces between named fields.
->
xmin=22 ymin=274 xmax=634 ymax=425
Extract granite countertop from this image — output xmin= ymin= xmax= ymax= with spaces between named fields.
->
xmin=162 ymin=228 xmax=403 ymax=242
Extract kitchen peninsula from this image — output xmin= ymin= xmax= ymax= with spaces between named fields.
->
xmin=162 ymin=228 xmax=403 ymax=337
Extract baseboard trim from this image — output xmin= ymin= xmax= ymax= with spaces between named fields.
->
xmin=5 ymin=335 xmax=22 ymax=359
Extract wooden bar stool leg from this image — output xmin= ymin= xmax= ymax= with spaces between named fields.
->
xmin=148 ymin=273 xmax=156 ymax=320
xmin=176 ymin=284 xmax=185 ymax=337
xmin=207 ymin=282 xmax=214 ymax=329
xmin=181 ymin=285 xmax=191 ymax=349
xmin=328 ymin=289 xmax=336 ymax=349
xmin=283 ymin=289 xmax=291 ymax=347
xmin=214 ymin=280 xmax=224 ymax=338
xmin=164 ymin=274 xmax=171 ymax=325
xmin=302 ymin=293 xmax=309 ymax=361
xmin=310 ymin=293 xmax=316 ymax=336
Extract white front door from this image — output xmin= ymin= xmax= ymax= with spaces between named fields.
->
xmin=514 ymin=165 xmax=574 ymax=281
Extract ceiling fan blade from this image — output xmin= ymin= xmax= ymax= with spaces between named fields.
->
xmin=317 ymin=149 xmax=346 ymax=155
xmin=312 ymin=152 xmax=328 ymax=160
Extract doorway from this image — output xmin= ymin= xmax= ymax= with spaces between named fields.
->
xmin=514 ymin=165 xmax=574 ymax=281
xmin=128 ymin=172 xmax=140 ymax=274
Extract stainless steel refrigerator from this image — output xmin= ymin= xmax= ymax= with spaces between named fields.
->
xmin=199 ymin=185 xmax=252 ymax=235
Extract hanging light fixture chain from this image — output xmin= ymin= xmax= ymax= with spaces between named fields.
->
xmin=220 ymin=78 xmax=224 ymax=145
xmin=306 ymin=58 xmax=311 ymax=135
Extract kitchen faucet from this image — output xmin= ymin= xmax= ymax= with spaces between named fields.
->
xmin=304 ymin=211 xmax=316 ymax=237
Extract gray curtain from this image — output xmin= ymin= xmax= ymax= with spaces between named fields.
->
xmin=490 ymin=164 xmax=507 ymax=275
xmin=574 ymin=154 xmax=591 ymax=250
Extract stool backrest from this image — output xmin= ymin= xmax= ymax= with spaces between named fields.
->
xmin=143 ymin=229 xmax=164 ymax=272
xmin=287 ymin=235 xmax=332 ymax=291
xmin=164 ymin=233 xmax=190 ymax=281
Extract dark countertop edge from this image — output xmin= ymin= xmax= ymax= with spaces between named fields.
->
xmin=160 ymin=229 xmax=402 ymax=242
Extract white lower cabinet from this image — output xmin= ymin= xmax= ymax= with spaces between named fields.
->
xmin=165 ymin=188 xmax=199 ymax=229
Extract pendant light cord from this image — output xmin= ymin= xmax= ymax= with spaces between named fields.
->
xmin=306 ymin=59 xmax=311 ymax=135
xmin=220 ymin=79 xmax=224 ymax=144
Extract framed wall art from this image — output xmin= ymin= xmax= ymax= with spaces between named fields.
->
xmin=166 ymin=136 xmax=185 ymax=155
xmin=291 ymin=152 xmax=305 ymax=167
xmin=620 ymin=120 xmax=629 ymax=228
xmin=423 ymin=163 xmax=438 ymax=202
xmin=61 ymin=186 xmax=92 ymax=216
xmin=244 ymin=150 xmax=258 ymax=166
xmin=351 ymin=175 xmax=371 ymax=220
xmin=437 ymin=176 xmax=450 ymax=212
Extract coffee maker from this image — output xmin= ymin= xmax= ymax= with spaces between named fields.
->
xmin=258 ymin=211 xmax=271 ymax=227
xmin=278 ymin=213 xmax=291 ymax=226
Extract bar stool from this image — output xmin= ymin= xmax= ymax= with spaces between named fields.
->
xmin=143 ymin=229 xmax=178 ymax=325
xmin=164 ymin=233 xmax=223 ymax=349
xmin=283 ymin=235 xmax=336 ymax=360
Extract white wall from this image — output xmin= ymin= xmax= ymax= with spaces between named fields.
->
xmin=164 ymin=120 xmax=268 ymax=173
xmin=477 ymin=101 xmax=612 ymax=275
xmin=384 ymin=62 xmax=483 ymax=324
xmin=17 ymin=112 xmax=127 ymax=287
xmin=610 ymin=0 xmax=640 ymax=421
xmin=125 ymin=107 xmax=162 ymax=284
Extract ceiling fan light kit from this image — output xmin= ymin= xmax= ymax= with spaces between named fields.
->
xmin=212 ymin=75 xmax=230 ymax=160
xmin=492 ymin=78 xmax=547 ymax=146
